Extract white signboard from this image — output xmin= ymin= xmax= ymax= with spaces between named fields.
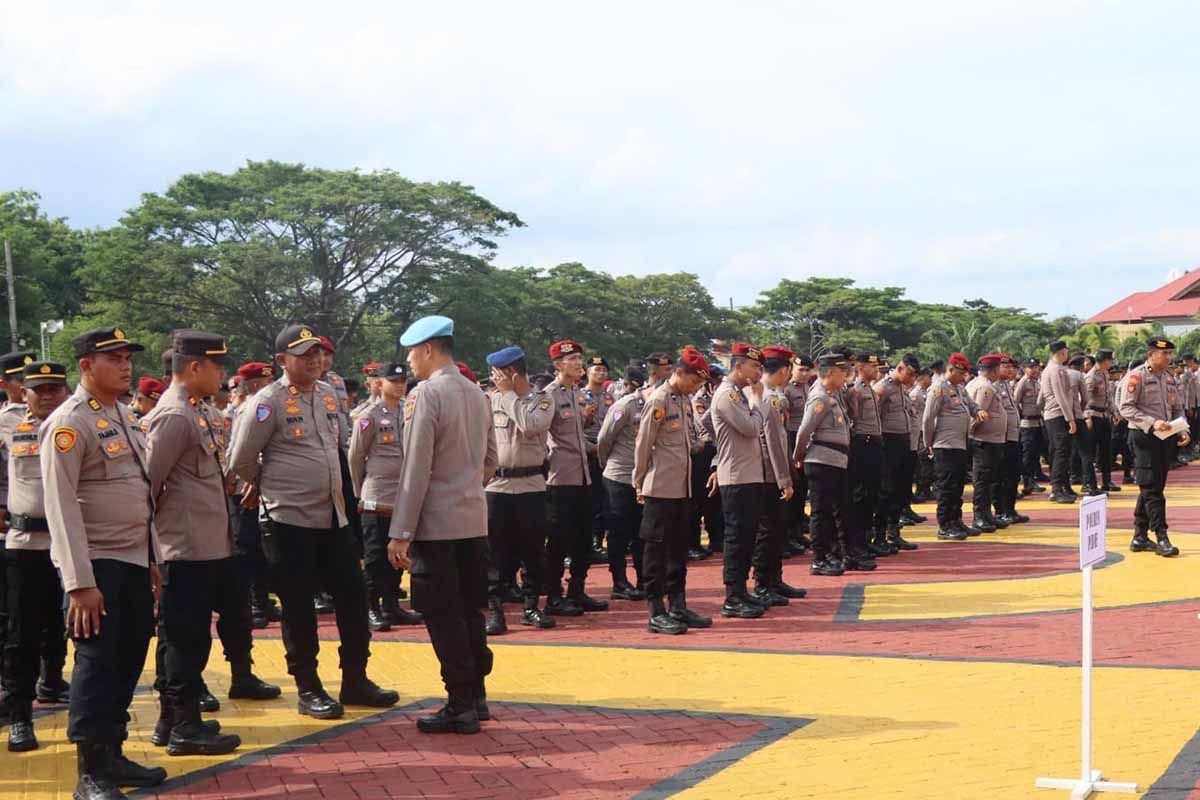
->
xmin=1079 ymin=494 xmax=1107 ymax=569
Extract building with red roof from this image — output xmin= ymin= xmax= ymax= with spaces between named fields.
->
xmin=1086 ymin=268 xmax=1200 ymax=336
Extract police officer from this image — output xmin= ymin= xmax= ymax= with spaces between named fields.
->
xmin=42 ymin=327 xmax=166 ymax=799
xmin=966 ymin=354 xmax=1007 ymax=533
xmin=1 ymin=360 xmax=70 ymax=751
xmin=875 ymin=354 xmax=921 ymax=552
xmin=1067 ymin=354 xmax=1099 ymax=494
xmin=316 ymin=335 xmax=358 ymax=614
xmin=910 ymin=368 xmax=935 ymax=502
xmin=1040 ymin=341 xmax=1078 ymax=503
xmin=543 ymin=339 xmax=608 ymax=615
xmin=688 ymin=365 xmax=720 ymax=559
xmin=844 ymin=355 xmax=884 ymax=567
xmin=0 ymin=349 xmax=34 ymax=708
xmin=350 ymin=363 xmax=382 ymax=420
xmin=229 ymin=324 xmax=397 ymax=721
xmin=132 ymin=377 xmax=164 ymax=419
xmin=792 ymin=353 xmax=852 ymax=577
xmin=708 ymin=343 xmax=769 ymax=618
xmin=596 ymin=365 xmax=649 ymax=600
xmin=923 ymin=352 xmax=983 ymax=540
xmin=482 ymin=346 xmax=556 ymax=632
xmin=348 ymin=360 xmax=423 ymax=633
xmin=387 ymin=316 xmax=497 ymax=734
xmin=994 ymin=355 xmax=1029 ymax=524
xmin=1013 ymin=357 xmax=1045 ymax=494
xmin=1120 ymin=338 xmax=1188 ymax=557
xmin=784 ymin=355 xmax=813 ymax=553
xmin=632 ymin=349 xmax=713 ymax=635
xmin=145 ymin=331 xmax=280 ymax=757
xmin=1086 ymin=349 xmax=1120 ymax=492
xmin=582 ymin=356 xmax=611 ymax=561
xmin=750 ymin=346 xmax=800 ymax=605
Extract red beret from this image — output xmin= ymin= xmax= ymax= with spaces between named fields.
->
xmin=237 ymin=361 xmax=274 ymax=380
xmin=363 ymin=362 xmax=381 ymax=377
xmin=978 ymin=354 xmax=1002 ymax=368
xmin=948 ymin=352 xmax=971 ymax=370
xmin=228 ymin=375 xmax=242 ymax=389
xmin=761 ymin=345 xmax=796 ymax=363
xmin=137 ymin=377 xmax=165 ymax=400
xmin=456 ymin=361 xmax=477 ymax=383
xmin=318 ymin=336 xmax=336 ymax=353
xmin=731 ymin=342 xmax=764 ymax=363
xmin=678 ymin=347 xmax=710 ymax=379
xmin=549 ymin=339 xmax=584 ymax=359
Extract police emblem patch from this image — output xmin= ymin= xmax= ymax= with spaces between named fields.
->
xmin=653 ymin=406 xmax=665 ymax=421
xmin=359 ymin=417 xmax=371 ymax=430
xmin=256 ymin=404 xmax=273 ymax=423
xmin=53 ymin=427 xmax=77 ymax=453
xmin=324 ymin=396 xmax=338 ymax=413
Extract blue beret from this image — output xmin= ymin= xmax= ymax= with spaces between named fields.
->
xmin=399 ymin=315 xmax=454 ymax=347
xmin=486 ymin=346 xmax=525 ymax=368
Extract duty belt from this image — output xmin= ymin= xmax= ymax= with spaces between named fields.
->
xmin=495 ymin=464 xmax=545 ymax=479
xmin=851 ymin=433 xmax=880 ymax=445
xmin=1020 ymin=414 xmax=1042 ymax=421
xmin=9 ymin=514 xmax=48 ymax=532
xmin=813 ymin=439 xmax=850 ymax=455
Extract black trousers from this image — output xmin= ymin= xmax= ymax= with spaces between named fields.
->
xmin=848 ymin=436 xmax=882 ymax=546
xmin=545 ymin=484 xmax=593 ymax=596
xmin=1019 ymin=426 xmax=1044 ymax=482
xmin=704 ymin=473 xmax=725 ymax=550
xmin=155 ymin=557 xmax=253 ymax=712
xmin=362 ymin=512 xmax=402 ymax=603
xmin=915 ymin=446 xmax=935 ymax=495
xmin=1044 ymin=417 xmax=1073 ymax=492
xmin=1114 ymin=421 xmax=1132 ymax=475
xmin=234 ymin=505 xmax=270 ymax=601
xmin=337 ymin=449 xmax=364 ymax=551
xmin=933 ymin=448 xmax=968 ymax=526
xmin=689 ymin=443 xmax=717 ymax=549
xmin=409 ymin=537 xmax=492 ymax=702
xmin=1073 ymin=420 xmax=1096 ymax=488
xmin=486 ymin=491 xmax=547 ymax=600
xmin=1130 ymin=429 xmax=1176 ymax=535
xmin=995 ymin=441 xmax=1020 ymax=515
xmin=1091 ymin=418 xmax=1113 ymax=485
xmin=603 ymin=479 xmax=644 ymax=586
xmin=639 ymin=497 xmax=690 ymax=601
xmin=970 ymin=440 xmax=1002 ymax=519
xmin=880 ymin=434 xmax=913 ymax=526
xmin=262 ymin=519 xmax=371 ymax=688
xmin=784 ymin=430 xmax=809 ymax=533
xmin=719 ymin=483 xmax=763 ymax=590
xmin=588 ymin=457 xmax=606 ymax=541
xmin=3 ymin=548 xmax=66 ymax=717
xmin=751 ymin=484 xmax=786 ymax=585
xmin=67 ymin=559 xmax=154 ymax=744
xmin=805 ymin=462 xmax=848 ymax=560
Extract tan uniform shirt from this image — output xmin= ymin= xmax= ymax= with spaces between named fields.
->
xmin=1083 ymin=366 xmax=1112 ymax=418
xmin=144 ymin=383 xmax=233 ymax=562
xmin=581 ymin=384 xmax=611 ymax=455
xmin=597 ymin=390 xmax=645 ymax=486
xmin=350 ymin=396 xmax=378 ymax=421
xmin=755 ymin=385 xmax=793 ymax=490
xmin=922 ymin=380 xmax=979 ymax=451
xmin=229 ymin=374 xmax=348 ymax=530
xmin=324 ymin=372 xmax=352 ymax=450
xmin=1039 ymin=361 xmax=1075 ymax=422
xmin=784 ymin=381 xmax=808 ymax=434
xmin=692 ymin=384 xmax=716 ymax=444
xmin=874 ymin=375 xmax=912 ymax=438
xmin=1067 ymin=369 xmax=1087 ymax=420
xmin=966 ymin=375 xmax=1006 ymax=444
xmin=909 ymin=385 xmax=927 ymax=450
xmin=544 ymin=378 xmax=590 ymax=487
xmin=632 ymin=382 xmax=692 ymax=499
xmin=0 ymin=402 xmax=27 ymax=507
xmin=845 ymin=378 xmax=882 ymax=437
xmin=1120 ymin=364 xmax=1183 ymax=434
xmin=41 ymin=386 xmax=154 ymax=592
xmin=388 ymin=364 xmax=497 ymax=542
xmin=711 ymin=378 xmax=765 ymax=486
xmin=348 ymin=399 xmax=405 ymax=506
xmin=792 ymin=382 xmax=850 ymax=469
xmin=5 ymin=412 xmax=48 ymax=550
xmin=486 ymin=388 xmax=553 ymax=495
xmin=997 ymin=380 xmax=1020 ymax=443
xmin=1013 ymin=374 xmax=1043 ymax=428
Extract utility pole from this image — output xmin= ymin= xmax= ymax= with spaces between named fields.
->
xmin=3 ymin=240 xmax=16 ymax=350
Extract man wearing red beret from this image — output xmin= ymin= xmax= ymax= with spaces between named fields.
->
xmin=922 ymin=352 xmax=985 ymax=540
xmin=543 ymin=339 xmax=608 ymax=615
xmin=133 ymin=377 xmax=166 ymax=419
xmin=707 ymin=343 xmax=770 ymax=618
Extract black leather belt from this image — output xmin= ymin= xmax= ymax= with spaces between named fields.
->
xmin=495 ymin=465 xmax=545 ymax=478
xmin=851 ymin=434 xmax=880 ymax=445
xmin=9 ymin=514 xmax=48 ymax=532
xmin=814 ymin=440 xmax=850 ymax=455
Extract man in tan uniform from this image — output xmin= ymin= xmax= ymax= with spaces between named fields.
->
xmin=348 ymin=360 xmax=422 ymax=633
xmin=632 ymin=348 xmax=712 ymax=634
xmin=146 ymin=331 xmax=282 ymax=757
xmin=0 ymin=349 xmax=35 ymax=705
xmin=597 ymin=365 xmax=649 ymax=600
xmin=1 ymin=360 xmax=70 ymax=752
xmin=387 ymin=315 xmax=498 ymax=734
xmin=230 ymin=324 xmax=397 ymax=721
xmin=41 ymin=327 xmax=167 ymax=799
xmin=966 ymin=354 xmax=1007 ymax=534
xmin=482 ymin=346 xmax=556 ymax=635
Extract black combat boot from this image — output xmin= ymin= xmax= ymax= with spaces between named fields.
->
xmin=74 ymin=742 xmax=124 ymax=800
xmin=1155 ymin=532 xmax=1180 ymax=558
xmin=520 ymin=598 xmax=556 ymax=629
xmin=368 ymin=598 xmax=391 ymax=632
xmin=647 ymin=599 xmax=687 ymax=634
xmin=668 ymin=594 xmax=712 ymax=628
xmin=228 ymin=660 xmax=281 ymax=700
xmin=35 ymin=662 xmax=70 ymax=703
xmin=416 ymin=695 xmax=480 ymax=734
xmin=166 ymin=698 xmax=241 ymax=756
xmin=485 ymin=596 xmax=507 ymax=636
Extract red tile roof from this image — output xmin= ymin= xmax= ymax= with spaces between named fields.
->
xmin=1087 ymin=269 xmax=1200 ymax=324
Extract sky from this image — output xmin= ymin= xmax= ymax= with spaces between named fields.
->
xmin=2 ymin=1 xmax=1198 ymax=320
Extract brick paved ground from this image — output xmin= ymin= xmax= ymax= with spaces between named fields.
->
xmin=4 ymin=468 xmax=1200 ymax=799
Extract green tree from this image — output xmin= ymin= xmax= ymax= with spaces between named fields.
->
xmin=1115 ymin=323 xmax=1167 ymax=365
xmin=1064 ymin=323 xmax=1120 ymax=354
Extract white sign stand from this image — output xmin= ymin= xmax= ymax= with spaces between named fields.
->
xmin=1035 ymin=494 xmax=1137 ymax=799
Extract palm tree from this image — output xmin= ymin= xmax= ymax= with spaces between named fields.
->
xmin=922 ymin=320 xmax=1030 ymax=363
xmin=1064 ymin=323 xmax=1120 ymax=355
xmin=1114 ymin=323 xmax=1167 ymax=365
